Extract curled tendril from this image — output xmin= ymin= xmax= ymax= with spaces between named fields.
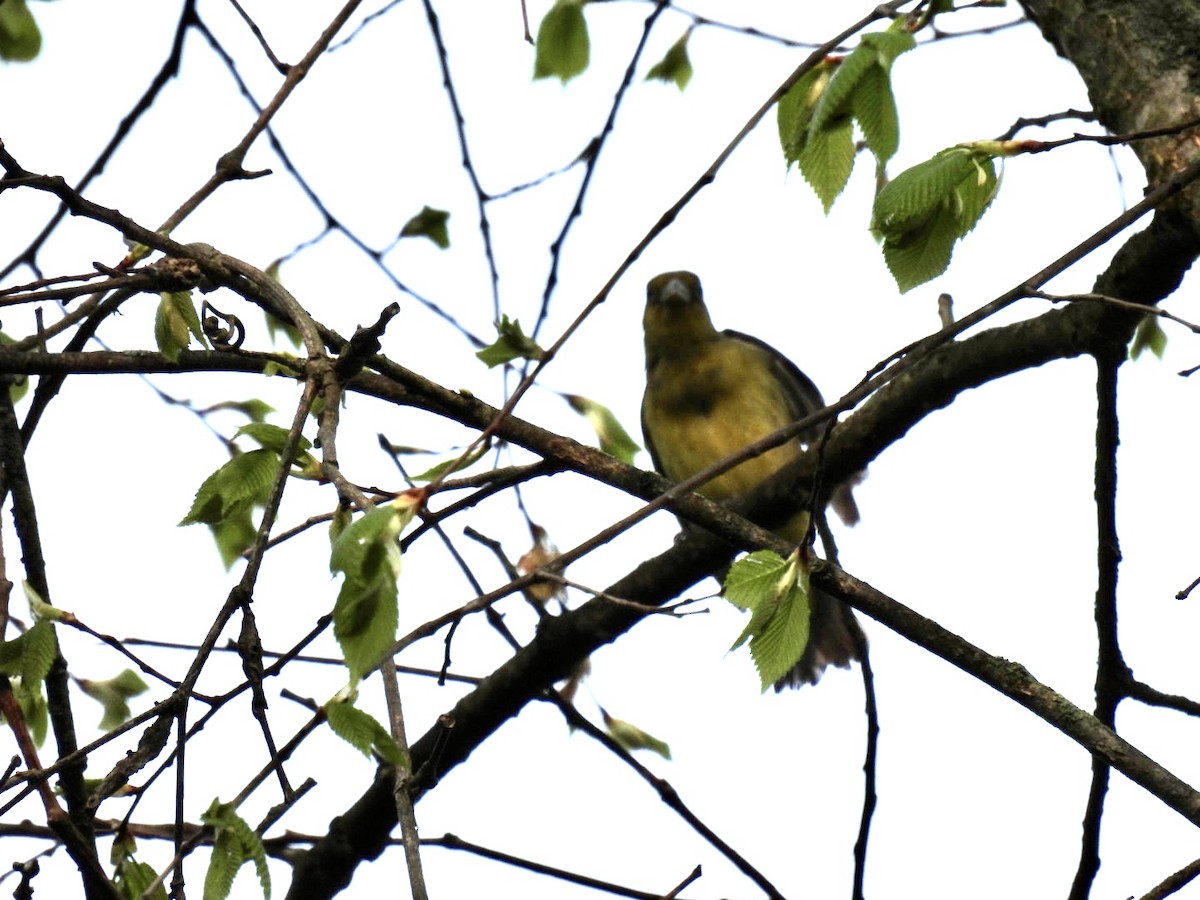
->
xmin=201 ymin=300 xmax=245 ymax=350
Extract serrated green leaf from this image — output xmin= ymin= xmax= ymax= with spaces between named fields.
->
xmin=1130 ymin=313 xmax=1168 ymax=360
xmin=201 ymin=799 xmax=270 ymax=900
xmin=645 ymin=31 xmax=692 ymax=90
xmin=880 ymin=199 xmax=962 ymax=292
xmin=399 ymin=205 xmax=451 ymax=249
xmin=476 ymin=315 xmax=545 ymax=367
xmin=563 ymin=394 xmax=641 ymax=464
xmin=330 ymin=504 xmax=418 ymax=682
xmin=798 ymin=116 xmax=855 ymax=213
xmin=0 ymin=0 xmax=41 ymax=62
xmin=873 ymin=148 xmax=1000 ymax=292
xmin=180 ymin=449 xmax=280 ymax=526
xmin=21 ymin=620 xmax=56 ymax=686
xmin=777 ymin=62 xmax=834 ymax=165
xmin=810 ymin=48 xmax=875 ymax=137
xmin=534 ymin=0 xmax=589 ymax=84
xmin=873 ymin=148 xmax=978 ymax=234
xmin=325 ymin=699 xmax=407 ymax=766
xmin=235 ymin=422 xmax=312 ymax=456
xmin=724 ymin=550 xmax=812 ymax=691
xmin=851 ymin=65 xmax=899 ymax=163
xmin=860 ymin=24 xmax=917 ymax=70
xmin=602 ymin=709 xmax=671 ymax=759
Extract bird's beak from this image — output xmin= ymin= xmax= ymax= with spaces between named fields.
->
xmin=657 ymin=276 xmax=692 ymax=305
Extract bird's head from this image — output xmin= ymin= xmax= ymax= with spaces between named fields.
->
xmin=643 ymin=271 xmax=717 ymax=361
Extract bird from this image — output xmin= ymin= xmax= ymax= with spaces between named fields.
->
xmin=640 ymin=270 xmax=863 ymax=689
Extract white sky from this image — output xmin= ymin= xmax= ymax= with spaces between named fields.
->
xmin=2 ymin=1 xmax=1200 ymax=898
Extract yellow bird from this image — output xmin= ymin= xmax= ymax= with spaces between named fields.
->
xmin=641 ymin=270 xmax=862 ymax=689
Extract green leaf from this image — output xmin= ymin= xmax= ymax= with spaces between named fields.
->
xmin=0 ymin=333 xmax=29 ymax=404
xmin=601 ymin=709 xmax=671 ymax=759
xmin=563 ymin=394 xmax=641 ymax=464
xmin=78 ymin=669 xmax=150 ymax=731
xmin=777 ymin=62 xmax=835 ymax=166
xmin=399 ymin=205 xmax=451 ymax=249
xmin=724 ymin=550 xmax=812 ymax=691
xmin=180 ymin=449 xmax=280 ymax=526
xmin=14 ymin=679 xmax=47 ymax=746
xmin=155 ymin=291 xmax=207 ymax=362
xmin=873 ymin=147 xmax=1000 ymax=292
xmin=409 ymin=442 xmax=488 ymax=483
xmin=112 ymin=831 xmax=168 ymax=900
xmin=533 ymin=0 xmax=589 ymax=84
xmin=0 ymin=619 xmax=57 ymax=684
xmin=475 ymin=315 xmax=546 ymax=367
xmin=201 ymin=799 xmax=270 ymax=900
xmin=850 ymin=64 xmax=900 ymax=163
xmin=234 ymin=423 xmax=312 ymax=456
xmin=798 ymin=115 xmax=856 ymax=213
xmin=809 ymin=48 xmax=876 ymax=137
xmin=20 ymin=620 xmax=57 ymax=686
xmin=645 ymin=31 xmax=693 ymax=90
xmin=205 ymin=399 xmax=276 ymax=424
xmin=0 ymin=0 xmax=41 ymax=62
xmin=1130 ymin=313 xmax=1168 ymax=360
xmin=330 ymin=503 xmax=418 ymax=682
xmin=325 ymin=698 xmax=408 ymax=766
xmin=23 ymin=580 xmax=62 ymax=623
xmin=213 ymin=507 xmax=258 ymax=569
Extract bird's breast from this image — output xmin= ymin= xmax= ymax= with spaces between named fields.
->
xmin=644 ymin=346 xmax=800 ymax=501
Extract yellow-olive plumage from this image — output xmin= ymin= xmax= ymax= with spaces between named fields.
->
xmin=641 ymin=271 xmax=862 ymax=689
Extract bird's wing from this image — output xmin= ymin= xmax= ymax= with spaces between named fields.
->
xmin=721 ymin=329 xmax=827 ymax=441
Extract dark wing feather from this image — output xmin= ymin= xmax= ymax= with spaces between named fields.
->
xmin=721 ymin=329 xmax=826 ymax=440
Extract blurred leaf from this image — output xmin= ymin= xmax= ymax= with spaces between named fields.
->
xmin=0 ymin=333 xmax=30 ymax=404
xmin=534 ymin=0 xmax=589 ymax=83
xmin=601 ymin=709 xmax=671 ymax=759
xmin=399 ymin=205 xmax=450 ymax=249
xmin=112 ymin=831 xmax=167 ymax=900
xmin=645 ymin=31 xmax=693 ymax=90
xmin=476 ymin=315 xmax=545 ymax=367
xmin=1129 ymin=313 xmax=1168 ymax=360
xmin=204 ymin=399 xmax=276 ymax=424
xmin=564 ymin=394 xmax=641 ymax=464
xmin=0 ymin=0 xmax=41 ymax=62
xmin=409 ymin=441 xmax=487 ymax=482
xmin=517 ymin=523 xmax=563 ymax=605
xmin=78 ymin=669 xmax=149 ymax=731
